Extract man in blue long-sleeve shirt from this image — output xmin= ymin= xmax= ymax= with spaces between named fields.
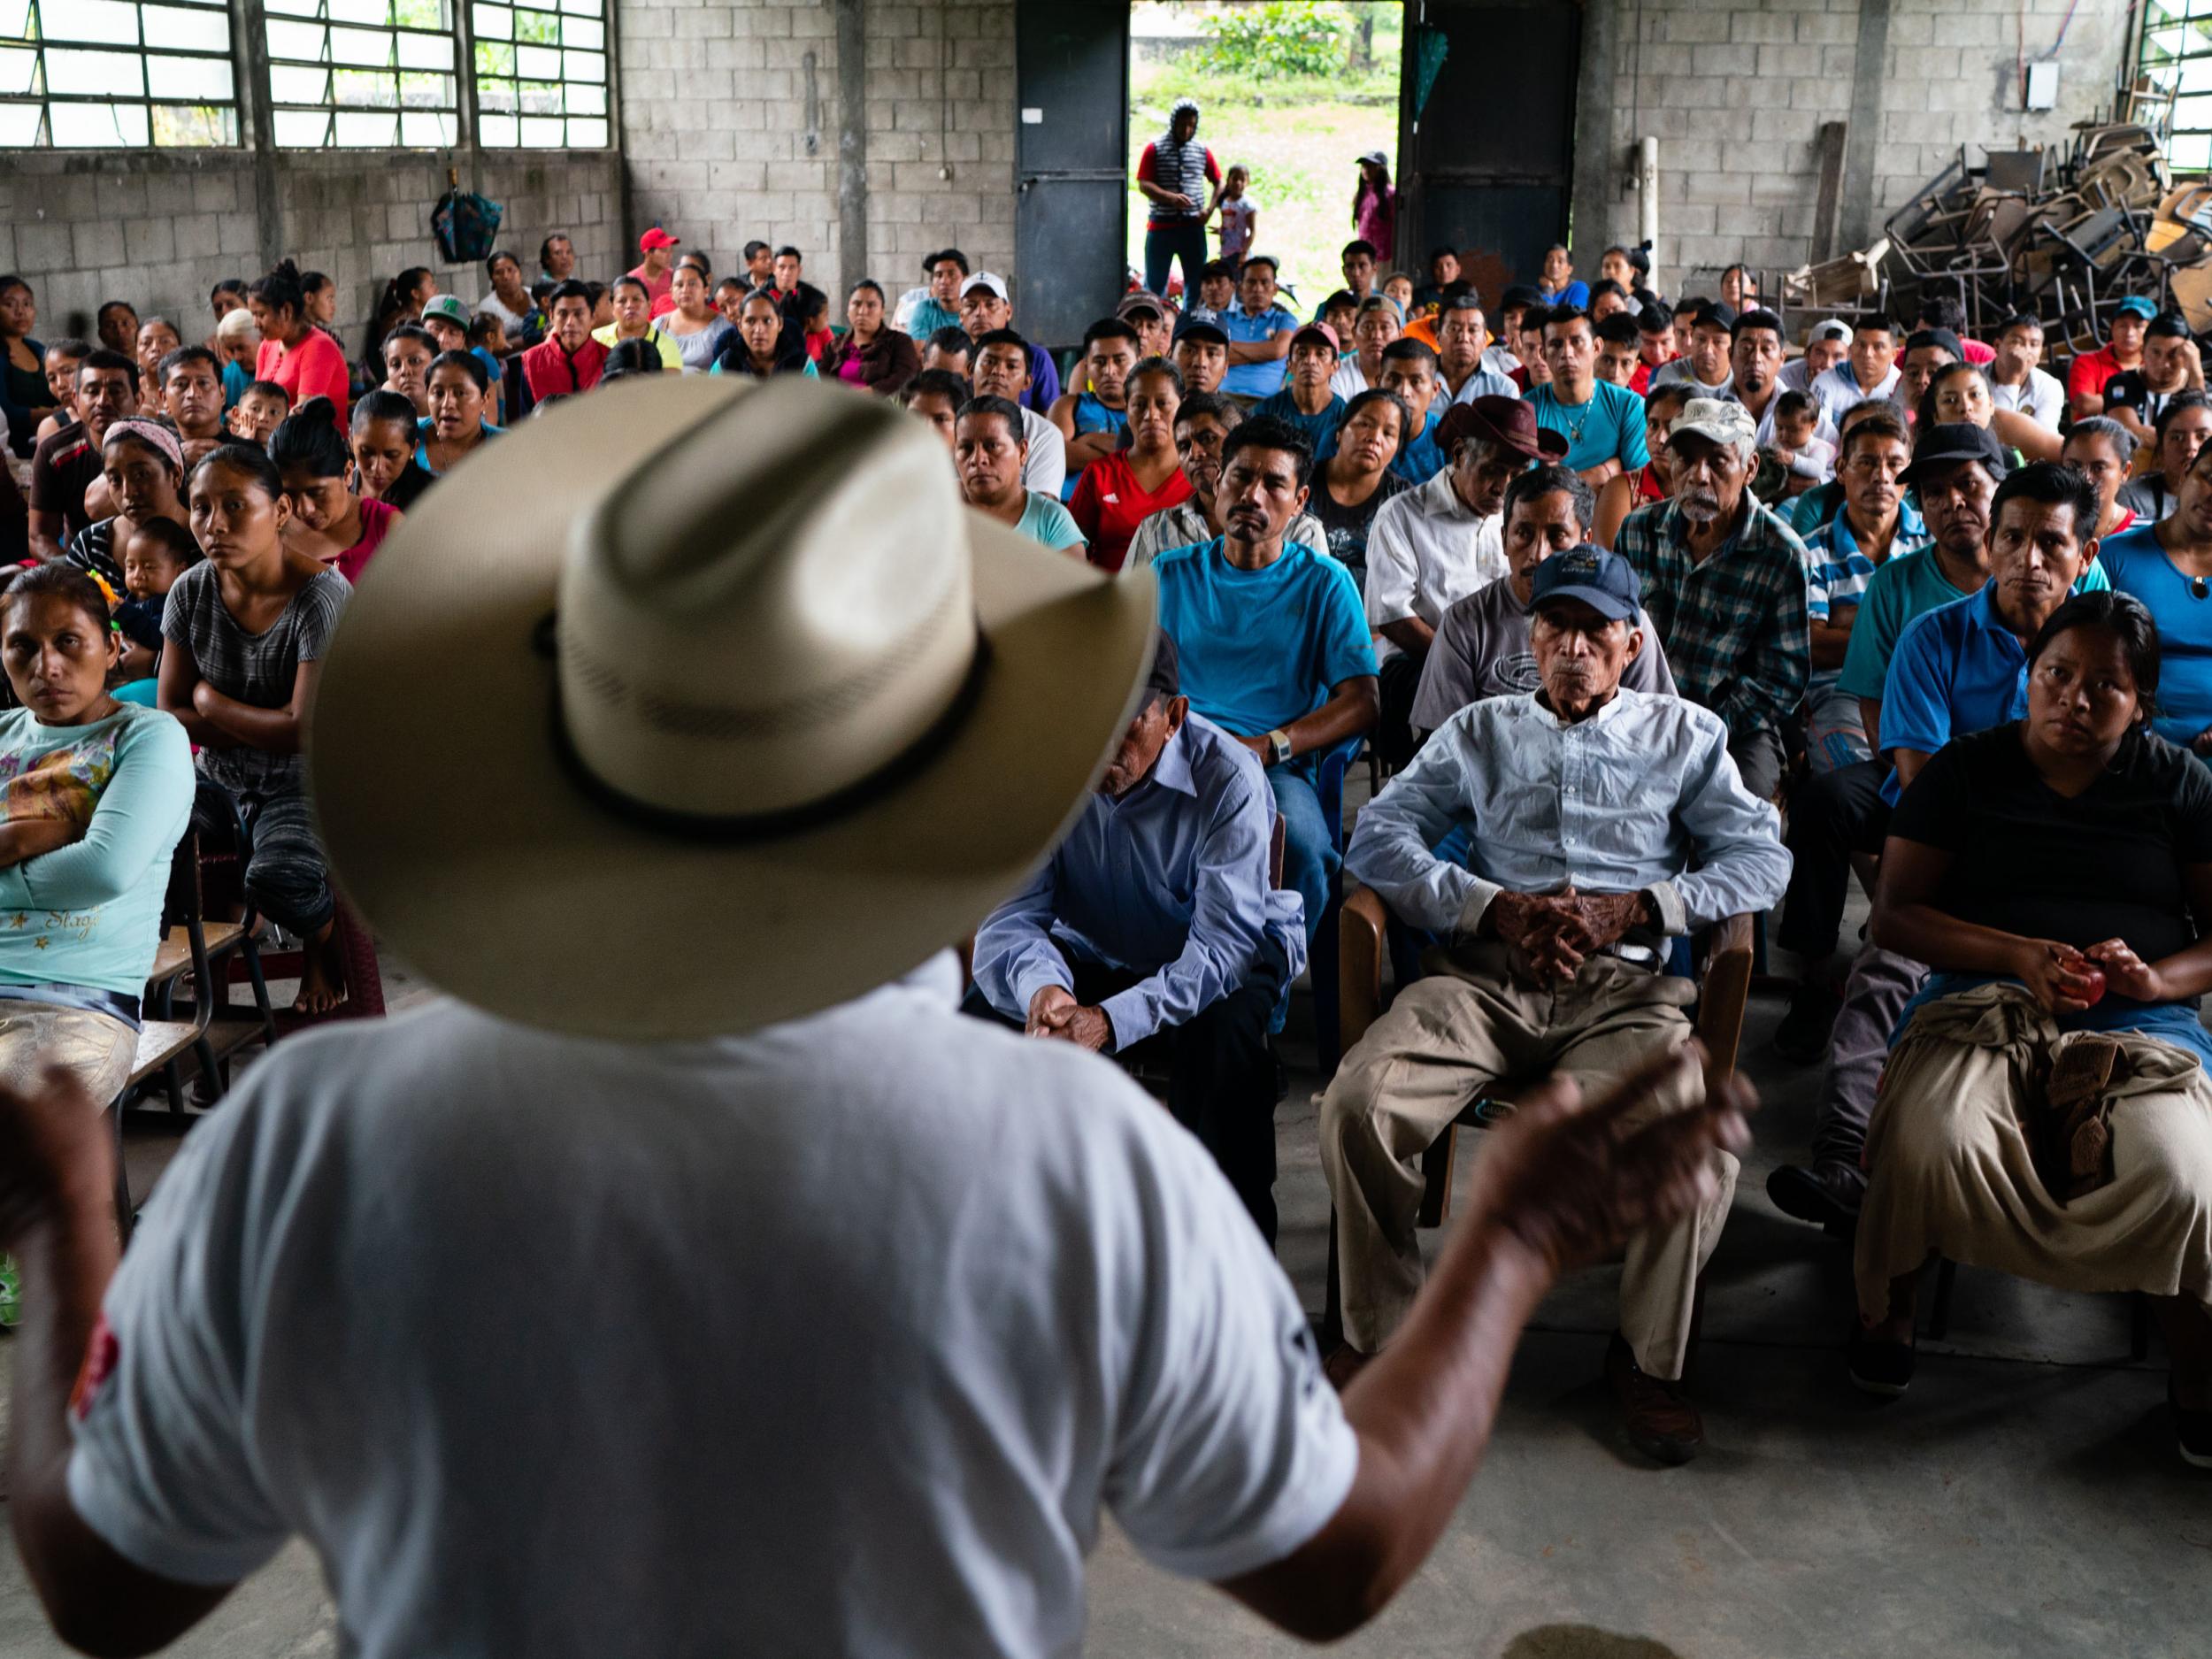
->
xmin=967 ymin=634 xmax=1306 ymax=1240
xmin=1318 ymin=547 xmax=1790 ymax=1463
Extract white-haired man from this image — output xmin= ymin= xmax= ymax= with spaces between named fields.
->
xmin=1610 ymin=398 xmax=1812 ymax=799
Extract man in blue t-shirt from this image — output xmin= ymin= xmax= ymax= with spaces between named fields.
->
xmin=1522 ymin=306 xmax=1649 ymax=488
xmin=1154 ymin=416 xmax=1380 ymax=942
xmin=1769 ymin=460 xmax=2105 ymax=1234
xmin=1218 ymin=257 xmax=1301 ymax=401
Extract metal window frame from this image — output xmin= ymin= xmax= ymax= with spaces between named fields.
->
xmin=2139 ymin=0 xmax=2212 ymax=172
xmin=259 ymin=0 xmax=464 ymax=150
xmin=467 ymin=0 xmax=611 ymax=151
xmin=1 ymin=0 xmax=617 ymax=153
xmin=0 ymin=0 xmax=242 ymax=148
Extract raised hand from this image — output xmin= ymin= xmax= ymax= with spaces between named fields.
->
xmin=1459 ymin=1044 xmax=1754 ymax=1279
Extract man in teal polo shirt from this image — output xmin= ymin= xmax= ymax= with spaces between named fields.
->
xmin=1524 ymin=306 xmax=1648 ymax=489
xmin=1219 ymin=257 xmax=1300 ymax=402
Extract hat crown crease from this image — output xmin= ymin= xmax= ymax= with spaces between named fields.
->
xmin=557 ymin=382 xmax=976 ymax=821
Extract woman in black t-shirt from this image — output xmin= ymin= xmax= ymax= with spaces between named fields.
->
xmin=1855 ymin=592 xmax=2212 ymax=1467
xmin=1310 ymin=388 xmax=1407 ymax=597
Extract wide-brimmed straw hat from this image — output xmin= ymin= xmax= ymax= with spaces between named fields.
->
xmin=310 ymin=377 xmax=1158 ymax=1039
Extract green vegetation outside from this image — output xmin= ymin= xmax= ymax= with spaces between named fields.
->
xmin=1126 ymin=2 xmax=1402 ymax=315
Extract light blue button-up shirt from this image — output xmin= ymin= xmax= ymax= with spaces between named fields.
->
xmin=1219 ymin=301 xmax=1299 ymax=397
xmin=972 ymin=715 xmax=1308 ymax=1049
xmin=1346 ymin=688 xmax=1791 ymax=943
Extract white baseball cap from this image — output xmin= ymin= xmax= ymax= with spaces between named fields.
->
xmin=960 ymin=272 xmax=1009 ymax=302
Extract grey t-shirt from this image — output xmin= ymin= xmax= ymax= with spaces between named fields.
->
xmin=1411 ymin=573 xmax=1677 ymax=733
xmin=163 ymin=561 xmax=350 ymax=795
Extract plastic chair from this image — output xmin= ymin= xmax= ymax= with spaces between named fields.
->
xmin=1322 ymin=899 xmax=1755 ymax=1338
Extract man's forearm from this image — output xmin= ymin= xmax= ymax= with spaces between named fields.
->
xmin=1284 ymin=678 xmax=1379 ymax=757
xmin=7 ymin=1172 xmax=122 ymax=1621
xmin=1223 ymin=1226 xmax=1550 ymax=1640
xmin=1377 ymin=618 xmax=1432 ymax=657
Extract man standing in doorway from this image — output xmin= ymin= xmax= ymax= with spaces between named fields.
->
xmin=1136 ymin=98 xmax=1221 ymax=301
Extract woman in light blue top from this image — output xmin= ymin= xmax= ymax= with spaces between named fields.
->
xmin=414 ymin=350 xmax=504 ymax=480
xmin=0 ymin=559 xmax=195 ymax=1325
xmin=661 ymin=264 xmax=733 ymax=374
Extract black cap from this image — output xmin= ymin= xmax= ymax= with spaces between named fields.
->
xmin=1905 ymin=326 xmax=1963 ymax=359
xmin=1692 ymin=300 xmax=1738 ymax=332
xmin=1501 ymin=283 xmax=1544 ymax=311
xmin=1174 ymin=319 xmax=1228 ymax=347
xmin=1898 ymin=422 xmax=2008 ymax=487
xmin=1526 ymin=545 xmax=1642 ymax=624
xmin=1145 ymin=630 xmax=1180 ymax=702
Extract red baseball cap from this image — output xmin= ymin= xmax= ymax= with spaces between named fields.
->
xmin=640 ymin=227 xmax=680 ymax=252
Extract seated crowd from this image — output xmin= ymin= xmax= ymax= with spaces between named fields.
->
xmin=3 ymin=211 xmax=2211 ymax=1489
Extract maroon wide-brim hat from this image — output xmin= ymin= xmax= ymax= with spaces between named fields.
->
xmin=1435 ymin=393 xmax=1571 ymax=464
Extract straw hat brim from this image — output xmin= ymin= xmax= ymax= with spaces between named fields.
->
xmin=309 ymin=377 xmax=1158 ymax=1040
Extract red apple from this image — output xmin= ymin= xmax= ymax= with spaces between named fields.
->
xmin=2076 ymin=965 xmax=2106 ymax=1007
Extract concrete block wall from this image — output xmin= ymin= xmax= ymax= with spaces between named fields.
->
xmin=2 ymin=150 xmax=621 ymax=357
xmin=614 ymin=0 xmax=1014 ymax=304
xmin=1590 ymin=0 xmax=2130 ymax=296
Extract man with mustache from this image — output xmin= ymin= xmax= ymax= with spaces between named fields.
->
xmin=1321 ymin=544 xmax=1789 ymax=1463
xmin=1152 ymin=417 xmax=1379 ymax=949
xmin=1364 ymin=396 xmax=1558 ymax=764
xmin=1123 ymin=394 xmax=1322 ymax=575
xmin=1611 ymin=398 xmax=1811 ymax=802
xmin=967 ymin=634 xmax=1306 ymax=1241
xmin=1769 ymin=453 xmax=2108 ymax=1233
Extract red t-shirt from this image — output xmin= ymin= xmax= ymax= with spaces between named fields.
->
xmin=522 ymin=335 xmax=608 ymax=400
xmin=1070 ymin=453 xmax=1193 ymax=574
xmin=256 ymin=329 xmax=349 ymax=422
xmin=334 ymin=495 xmax=400 ymax=586
xmin=627 ymin=262 xmax=673 ymax=304
xmin=2067 ymin=345 xmax=2130 ymax=406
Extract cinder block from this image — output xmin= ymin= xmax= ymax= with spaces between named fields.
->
xmin=73 ymin=219 xmax=126 ymax=270
xmin=1932 ymin=12 xmax=2005 ymax=47
xmin=1728 ymin=11 xmax=1794 ymax=44
xmin=1795 ymin=12 xmax=1855 ymax=45
xmin=192 ymin=172 xmax=240 ymax=215
xmin=1750 ymin=107 xmax=1819 ymax=143
xmin=125 ymin=216 xmax=177 ymax=266
xmin=96 ymin=173 xmax=151 ymax=219
xmin=17 ymin=219 xmax=73 ymax=273
xmin=672 ymin=8 xmax=733 ymax=36
xmin=1755 ymin=42 xmax=1824 ymax=77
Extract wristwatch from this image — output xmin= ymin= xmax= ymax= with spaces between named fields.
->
xmin=1266 ymin=728 xmax=1294 ymax=767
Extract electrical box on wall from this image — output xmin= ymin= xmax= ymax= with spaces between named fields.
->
xmin=2026 ymin=60 xmax=2060 ymax=112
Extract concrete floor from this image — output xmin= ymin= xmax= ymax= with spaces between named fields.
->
xmin=4 ymin=902 xmax=2210 ymax=1657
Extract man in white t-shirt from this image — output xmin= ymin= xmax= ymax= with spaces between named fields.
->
xmin=0 ymin=379 xmax=1748 ymax=1658
xmin=1985 ymin=312 xmax=2064 ymax=432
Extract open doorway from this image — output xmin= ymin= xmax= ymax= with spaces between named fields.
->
xmin=1125 ymin=2 xmax=1403 ymax=312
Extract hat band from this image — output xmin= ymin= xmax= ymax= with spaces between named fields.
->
xmin=541 ymin=618 xmax=994 ymax=843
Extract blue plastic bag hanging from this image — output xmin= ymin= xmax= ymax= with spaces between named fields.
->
xmin=432 ymin=168 xmax=504 ymax=265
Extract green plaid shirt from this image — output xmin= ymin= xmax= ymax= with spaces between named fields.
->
xmin=1612 ymin=496 xmax=1810 ymax=741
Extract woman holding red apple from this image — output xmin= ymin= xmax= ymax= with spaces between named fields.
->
xmin=1851 ymin=592 xmax=2212 ymax=1468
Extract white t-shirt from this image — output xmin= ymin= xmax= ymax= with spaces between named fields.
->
xmin=66 ymin=960 xmax=1355 ymax=1658
xmin=1990 ymin=365 xmax=2065 ymax=429
xmin=1328 ymin=356 xmax=1379 ymax=402
xmin=1363 ymin=466 xmax=1508 ymax=663
xmin=1020 ymin=403 xmax=1069 ymax=498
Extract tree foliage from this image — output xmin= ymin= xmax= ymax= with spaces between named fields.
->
xmin=1194 ymin=1 xmax=1354 ymax=81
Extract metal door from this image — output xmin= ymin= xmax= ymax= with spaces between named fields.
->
xmin=1401 ymin=1 xmax=1578 ymax=311
xmin=1014 ymin=0 xmax=1129 ymax=353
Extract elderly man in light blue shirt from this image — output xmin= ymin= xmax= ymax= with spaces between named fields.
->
xmin=969 ymin=634 xmax=1305 ymax=1240
xmin=1319 ymin=547 xmax=1789 ymax=1465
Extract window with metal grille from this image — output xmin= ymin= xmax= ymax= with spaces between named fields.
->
xmin=263 ymin=0 xmax=460 ymax=149
xmin=2140 ymin=0 xmax=2212 ymax=173
xmin=0 ymin=0 xmax=237 ymax=147
xmin=471 ymin=0 xmax=606 ymax=148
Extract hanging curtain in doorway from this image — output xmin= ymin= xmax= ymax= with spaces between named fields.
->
xmin=1410 ymin=24 xmax=1448 ymax=119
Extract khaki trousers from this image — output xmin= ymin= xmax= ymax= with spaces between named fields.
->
xmin=1855 ymin=983 xmax=2212 ymax=1324
xmin=1319 ymin=942 xmax=1737 ymax=1379
xmin=0 ymin=1001 xmax=138 ymax=1104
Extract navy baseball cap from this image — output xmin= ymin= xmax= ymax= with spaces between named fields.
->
xmin=1174 ymin=319 xmax=1228 ymax=347
xmin=1899 ymin=422 xmax=2008 ymax=487
xmin=1526 ymin=545 xmax=1641 ymax=623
